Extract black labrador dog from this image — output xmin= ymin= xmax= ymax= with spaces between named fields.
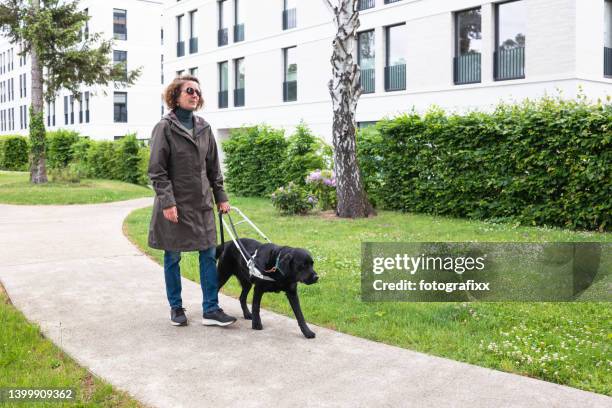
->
xmin=216 ymin=238 xmax=319 ymax=338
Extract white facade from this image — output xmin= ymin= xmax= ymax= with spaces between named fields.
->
xmin=164 ymin=0 xmax=612 ymax=144
xmin=0 ymin=0 xmax=163 ymax=141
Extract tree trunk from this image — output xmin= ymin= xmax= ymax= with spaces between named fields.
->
xmin=29 ymin=0 xmax=47 ymax=184
xmin=325 ymin=0 xmax=374 ymax=218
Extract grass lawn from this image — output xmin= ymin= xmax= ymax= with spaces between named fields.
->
xmin=125 ymin=197 xmax=611 ymax=396
xmin=0 ymin=285 xmax=145 ymax=407
xmin=0 ymin=171 xmax=152 ymax=205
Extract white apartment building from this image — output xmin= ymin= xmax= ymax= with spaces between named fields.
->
xmin=0 ymin=0 xmax=163 ymax=140
xmin=164 ymin=0 xmax=612 ymax=144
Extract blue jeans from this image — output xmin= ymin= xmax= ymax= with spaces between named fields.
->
xmin=163 ymin=247 xmax=220 ymax=313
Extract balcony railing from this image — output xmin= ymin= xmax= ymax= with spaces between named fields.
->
xmin=358 ymin=0 xmax=375 ymax=11
xmin=176 ymin=41 xmax=185 ymax=57
xmin=85 ymin=111 xmax=89 ymax=123
xmin=384 ymin=64 xmax=406 ymax=91
xmin=494 ymin=46 xmax=525 ymax=81
xmin=454 ymin=53 xmax=481 ymax=85
xmin=218 ymin=28 xmax=228 ymax=47
xmin=234 ymin=88 xmax=245 ymax=107
xmin=218 ymin=90 xmax=228 ymax=108
xmin=384 ymin=0 xmax=403 ymax=4
xmin=360 ymin=68 xmax=375 ymax=94
xmin=283 ymin=8 xmax=296 ymax=30
xmin=605 ymin=47 xmax=612 ymax=77
xmin=283 ymin=80 xmax=297 ymax=102
xmin=189 ymin=37 xmax=198 ymax=54
xmin=234 ymin=24 xmax=245 ymax=42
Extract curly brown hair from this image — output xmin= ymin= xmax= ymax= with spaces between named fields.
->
xmin=163 ymin=75 xmax=204 ymax=111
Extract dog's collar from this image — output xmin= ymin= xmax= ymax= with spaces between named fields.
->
xmin=265 ymin=251 xmax=287 ymax=278
xmin=248 ymin=249 xmax=285 ymax=282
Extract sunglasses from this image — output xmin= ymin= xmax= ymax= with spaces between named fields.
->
xmin=183 ymin=87 xmax=201 ymax=98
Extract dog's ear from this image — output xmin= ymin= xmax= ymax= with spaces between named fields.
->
xmin=278 ymin=249 xmax=294 ymax=277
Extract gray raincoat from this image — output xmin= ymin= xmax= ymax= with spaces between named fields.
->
xmin=147 ymin=111 xmax=228 ymax=251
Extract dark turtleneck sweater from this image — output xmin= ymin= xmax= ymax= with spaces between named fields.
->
xmin=175 ymin=107 xmax=194 ymax=131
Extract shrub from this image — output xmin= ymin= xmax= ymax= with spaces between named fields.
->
xmin=271 ymin=182 xmax=317 ymax=215
xmin=48 ymin=163 xmax=82 ymax=183
xmin=280 ymin=122 xmax=328 ymax=186
xmin=86 ymin=141 xmax=118 ymax=180
xmin=46 ymin=129 xmax=80 ymax=169
xmin=116 ymin=134 xmax=144 ymax=185
xmin=357 ymin=96 xmax=612 ymax=231
xmin=222 ymin=125 xmax=287 ymax=196
xmin=305 ymin=169 xmax=337 ymax=211
xmin=0 ymin=135 xmax=29 ymax=171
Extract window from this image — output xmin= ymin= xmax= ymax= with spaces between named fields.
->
xmin=113 ymin=9 xmax=127 ymax=40
xmin=22 ymin=105 xmax=27 ymax=129
xmin=9 ymin=108 xmax=14 ymax=131
xmin=385 ymin=24 xmax=407 ymax=91
xmin=177 ymin=70 xmax=184 ymax=77
xmin=358 ymin=30 xmax=375 ymax=93
xmin=189 ymin=67 xmax=198 ymax=76
xmin=113 ymin=50 xmax=128 ymax=81
xmin=283 ymin=0 xmax=297 ymax=30
xmin=84 ymin=8 xmax=89 ymax=39
xmin=283 ymin=46 xmax=297 ymax=102
xmin=218 ymin=61 xmax=228 ymax=108
xmin=114 ymin=92 xmax=127 ymax=122
xmin=218 ymin=0 xmax=228 ymax=46
xmin=234 ymin=0 xmax=244 ymax=42
xmin=358 ymin=0 xmax=375 ymax=11
xmin=64 ymin=96 xmax=68 ymax=124
xmin=70 ymin=95 xmax=74 ymax=124
xmin=177 ymin=15 xmax=185 ymax=57
xmin=384 ymin=0 xmax=403 ymax=4
xmin=84 ymin=92 xmax=89 ymax=123
xmin=234 ymin=57 xmax=245 ymax=107
xmin=189 ymin=10 xmax=198 ymax=53
xmin=79 ymin=95 xmax=83 ymax=123
xmin=605 ymin=0 xmax=612 ymax=77
xmin=21 ymin=73 xmax=26 ymax=98
xmin=454 ymin=7 xmax=482 ymax=85
xmin=495 ymin=0 xmax=526 ymax=80
xmin=51 ymin=99 xmax=56 ymax=126
xmin=161 ymin=55 xmax=164 ymax=84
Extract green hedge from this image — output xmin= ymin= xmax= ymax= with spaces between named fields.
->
xmin=0 ymin=135 xmax=29 ymax=171
xmin=46 ymin=129 xmax=80 ymax=169
xmin=357 ymin=97 xmax=611 ymax=231
xmin=222 ymin=125 xmax=288 ymax=196
xmin=222 ymin=124 xmax=331 ymax=197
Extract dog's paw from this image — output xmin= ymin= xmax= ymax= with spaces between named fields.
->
xmin=252 ymin=321 xmax=263 ymax=330
xmin=303 ymin=330 xmax=316 ymax=339
xmin=243 ymin=311 xmax=253 ymax=320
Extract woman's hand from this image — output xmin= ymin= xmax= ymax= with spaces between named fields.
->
xmin=163 ymin=206 xmax=179 ymax=223
xmin=218 ymin=201 xmax=231 ymax=214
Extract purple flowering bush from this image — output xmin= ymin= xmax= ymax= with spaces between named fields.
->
xmin=270 ymin=182 xmax=318 ymax=215
xmin=305 ymin=169 xmax=337 ymax=211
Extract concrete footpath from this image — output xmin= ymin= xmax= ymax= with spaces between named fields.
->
xmin=0 ymin=198 xmax=609 ymax=408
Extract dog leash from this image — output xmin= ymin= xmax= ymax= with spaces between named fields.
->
xmin=218 ymin=210 xmax=277 ymax=282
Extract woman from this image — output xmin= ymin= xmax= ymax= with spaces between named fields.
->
xmin=148 ymin=75 xmax=236 ymax=327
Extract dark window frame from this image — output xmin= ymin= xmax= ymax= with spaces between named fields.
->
xmin=113 ymin=8 xmax=127 ymax=41
xmin=114 ymin=92 xmax=128 ymax=123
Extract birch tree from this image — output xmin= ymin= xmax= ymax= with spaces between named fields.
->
xmin=0 ymin=0 xmax=140 ymax=184
xmin=323 ymin=0 xmax=375 ymax=218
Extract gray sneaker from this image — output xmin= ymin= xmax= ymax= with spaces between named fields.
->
xmin=170 ymin=307 xmax=187 ymax=326
xmin=202 ymin=308 xmax=237 ymax=326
